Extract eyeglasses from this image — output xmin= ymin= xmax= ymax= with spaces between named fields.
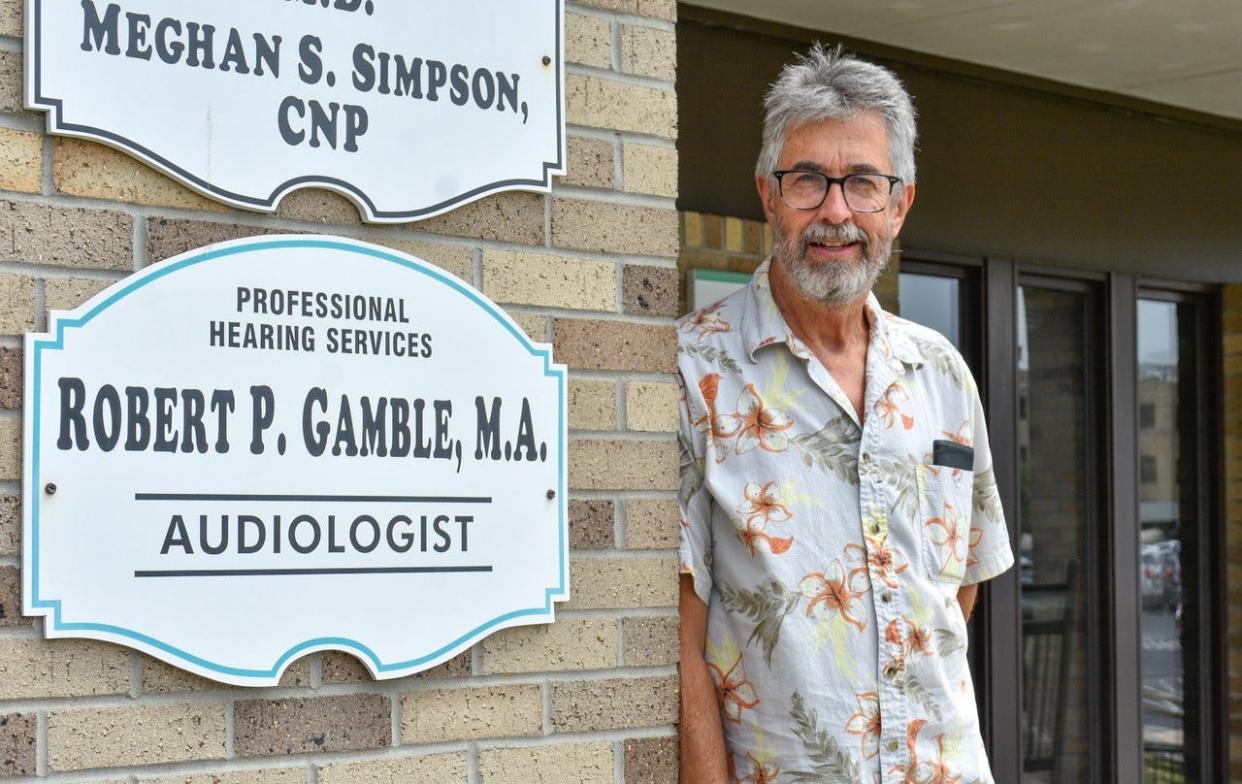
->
xmin=772 ymin=170 xmax=902 ymax=213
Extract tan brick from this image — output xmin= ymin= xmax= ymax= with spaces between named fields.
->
xmin=0 ymin=566 xmax=25 ymax=628
xmin=551 ymin=675 xmax=677 ymax=732
xmin=553 ymin=319 xmax=676 ymax=373
xmin=570 ymin=438 xmax=677 ymax=491
xmin=418 ymin=191 xmax=545 ymax=245
xmin=276 ymin=188 xmax=362 ymax=224
xmin=401 ymin=684 xmax=543 ymax=743
xmin=724 ymin=217 xmax=745 ymax=253
xmin=700 ymin=214 xmax=723 ymax=249
xmin=141 ymin=769 xmax=307 ymax=784
xmin=566 ymin=75 xmax=676 ymax=139
xmin=0 ymin=128 xmax=41 ymax=193
xmin=626 ymin=498 xmax=678 ymax=549
xmin=484 ymin=249 xmax=615 ymax=311
xmin=624 ymin=737 xmax=678 ymax=784
xmin=570 ymin=498 xmax=614 ymax=549
xmin=507 ymin=311 xmax=549 ymax=341
xmin=142 ymin=655 xmax=309 ymax=694
xmin=48 ymin=703 xmax=227 ymax=771
xmin=319 ymin=753 xmax=468 ymax=784
xmin=0 ymin=51 xmax=22 ymax=114
xmin=682 ymin=212 xmax=703 ymax=248
xmin=0 ymin=200 xmax=132 ymax=270
xmin=621 ymin=26 xmax=676 ymax=81
xmin=744 ymin=220 xmax=763 ymax=255
xmin=0 ymin=713 xmax=35 ymax=777
xmin=0 ymin=417 xmax=19 ymax=482
xmin=623 ymin=264 xmax=679 ymax=316
xmin=622 ymin=143 xmax=677 ymax=198
xmin=566 ymin=12 xmax=612 ymax=69
xmin=320 ymin=649 xmax=470 ymax=683
xmin=637 ymin=0 xmax=676 ymax=22
xmin=0 ymin=495 xmax=15 ymax=556
xmin=0 ymin=638 xmax=129 ymax=699
xmin=234 ymin=694 xmax=390 ymax=757
xmin=367 ymin=237 xmax=474 ymax=282
xmin=623 ymin=616 xmax=678 ymax=666
xmin=566 ymin=555 xmax=678 ymax=610
xmin=626 ymin=381 xmax=678 ymax=432
xmin=0 ymin=347 xmax=19 ymax=409
xmin=0 ymin=273 xmax=34 ymax=334
xmin=562 ymin=136 xmax=615 ymax=190
xmin=53 ymin=138 xmax=223 ymax=210
xmin=44 ymin=276 xmax=114 ymax=314
xmin=482 ymin=618 xmax=617 ymax=673
xmin=553 ymin=199 xmax=678 ymax=257
xmin=570 ymin=379 xmax=617 ymax=431
xmin=571 ymin=0 xmax=635 ymax=13
xmin=479 ymin=742 xmax=614 ymax=784
xmin=0 ymin=0 xmax=17 ymax=37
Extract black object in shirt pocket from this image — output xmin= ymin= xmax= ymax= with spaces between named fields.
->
xmin=932 ymin=439 xmax=974 ymax=471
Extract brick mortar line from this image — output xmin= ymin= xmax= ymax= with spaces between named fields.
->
xmin=569 ymin=549 xmax=676 ymax=560
xmin=549 ymin=182 xmax=676 ymax=210
xmin=566 ymin=62 xmax=674 ymax=92
xmin=0 ymin=262 xmax=126 ymax=281
xmin=561 ymin=369 xmax=678 ymax=382
xmin=35 ymin=710 xmax=48 ymax=777
xmin=0 ymin=189 xmax=684 ymax=267
xmin=570 ymin=428 xmax=677 ymax=438
xmin=0 ymin=665 xmax=679 ymax=713
xmin=507 ymin=306 xmax=677 ymax=324
xmin=39 ymin=132 xmax=53 ymax=196
xmin=0 ymin=35 xmax=20 ymax=52
xmin=0 ymin=113 xmax=41 ymax=134
xmin=564 ymin=3 xmax=676 ymax=33
xmin=566 ymin=122 xmax=677 ymax=147
xmin=9 ymin=724 xmax=679 ymax=783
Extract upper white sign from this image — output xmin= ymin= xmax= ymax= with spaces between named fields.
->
xmin=26 ymin=0 xmax=565 ymax=222
xmin=23 ymin=235 xmax=568 ymax=686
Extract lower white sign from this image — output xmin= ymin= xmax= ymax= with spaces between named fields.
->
xmin=23 ymin=235 xmax=568 ymax=686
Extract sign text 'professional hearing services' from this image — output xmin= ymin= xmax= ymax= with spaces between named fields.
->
xmin=26 ymin=0 xmax=565 ymax=221
xmin=23 ymin=236 xmax=569 ymax=686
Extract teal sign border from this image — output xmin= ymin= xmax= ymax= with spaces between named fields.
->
xmin=26 ymin=236 xmax=568 ymax=681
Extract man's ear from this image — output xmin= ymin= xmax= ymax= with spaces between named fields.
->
xmin=890 ymin=181 xmax=916 ymax=236
xmin=756 ymin=174 xmax=777 ymax=226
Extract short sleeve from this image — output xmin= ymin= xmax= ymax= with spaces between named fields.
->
xmin=962 ymin=378 xmax=1015 ymax=586
xmin=676 ymin=369 xmax=714 ymax=604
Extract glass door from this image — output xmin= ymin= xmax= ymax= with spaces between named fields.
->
xmin=1015 ymin=278 xmax=1105 ymax=783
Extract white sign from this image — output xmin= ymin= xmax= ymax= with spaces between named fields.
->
xmin=26 ymin=0 xmax=565 ymax=222
xmin=23 ymin=236 xmax=569 ymax=686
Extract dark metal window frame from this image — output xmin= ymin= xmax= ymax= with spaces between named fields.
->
xmin=902 ymin=251 xmax=1225 ymax=784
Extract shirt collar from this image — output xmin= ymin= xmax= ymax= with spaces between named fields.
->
xmin=740 ymin=256 xmax=924 ymax=373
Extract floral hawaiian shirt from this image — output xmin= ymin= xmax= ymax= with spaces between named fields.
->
xmin=676 ymin=259 xmax=1014 ymax=784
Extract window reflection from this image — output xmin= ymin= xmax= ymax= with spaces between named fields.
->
xmin=898 ymin=273 xmax=961 ymax=349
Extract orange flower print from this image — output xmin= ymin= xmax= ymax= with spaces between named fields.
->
xmin=926 ymin=501 xmax=967 ymax=579
xmin=800 ymin=558 xmax=872 ymax=631
xmin=738 ymin=752 xmax=780 ymax=784
xmin=942 ymin=419 xmax=973 ymax=448
xmin=844 ymin=691 xmax=882 ymax=760
xmin=906 ymin=620 xmax=933 ymax=657
xmin=966 ymin=526 xmax=984 ymax=568
xmin=846 ymin=534 xmax=909 ymax=589
xmin=890 ymin=719 xmax=963 ymax=784
xmin=681 ymin=300 xmax=732 ymax=339
xmin=706 ymin=653 xmax=759 ymax=724
xmin=720 ymin=385 xmax=794 ymax=456
xmin=735 ymin=481 xmax=795 ymax=555
xmin=692 ymin=374 xmax=739 ymax=462
xmin=875 ymin=385 xmax=914 ymax=430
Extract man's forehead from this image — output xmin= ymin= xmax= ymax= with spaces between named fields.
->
xmin=779 ymin=112 xmax=892 ymax=167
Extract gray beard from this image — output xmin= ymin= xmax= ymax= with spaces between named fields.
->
xmin=773 ymin=219 xmax=892 ymax=307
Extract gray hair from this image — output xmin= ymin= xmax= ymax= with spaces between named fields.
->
xmin=756 ymin=44 xmax=918 ymax=188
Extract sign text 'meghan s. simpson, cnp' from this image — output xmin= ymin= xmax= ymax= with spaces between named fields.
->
xmin=26 ymin=0 xmax=565 ymax=221
xmin=23 ymin=236 xmax=569 ymax=686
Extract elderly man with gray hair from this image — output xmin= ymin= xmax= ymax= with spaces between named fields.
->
xmin=675 ymin=45 xmax=1013 ymax=782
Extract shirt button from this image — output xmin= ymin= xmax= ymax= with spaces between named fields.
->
xmin=887 ymin=739 xmax=899 ymax=753
xmin=884 ymin=664 xmax=899 ymax=680
xmin=881 ymin=590 xmax=893 ymax=603
xmin=862 ymin=452 xmax=873 ymax=463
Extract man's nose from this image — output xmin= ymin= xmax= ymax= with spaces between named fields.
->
xmin=816 ymin=181 xmax=853 ymax=224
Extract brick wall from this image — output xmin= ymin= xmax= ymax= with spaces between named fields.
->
xmin=1225 ymin=285 xmax=1242 ymax=781
xmin=0 ymin=1 xmax=680 ymax=780
xmin=677 ymin=210 xmax=902 ymax=315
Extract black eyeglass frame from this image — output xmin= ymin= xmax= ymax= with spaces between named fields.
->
xmin=771 ymin=170 xmax=903 ymax=213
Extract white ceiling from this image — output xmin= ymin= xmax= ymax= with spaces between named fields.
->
xmin=689 ymin=0 xmax=1242 ymax=121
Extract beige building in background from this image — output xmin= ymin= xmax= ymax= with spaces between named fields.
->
xmin=0 ymin=0 xmax=681 ymax=780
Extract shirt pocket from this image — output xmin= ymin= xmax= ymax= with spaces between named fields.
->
xmin=914 ymin=463 xmax=974 ymax=584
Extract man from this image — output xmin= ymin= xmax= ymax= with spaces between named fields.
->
xmin=676 ymin=45 xmax=1013 ymax=783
